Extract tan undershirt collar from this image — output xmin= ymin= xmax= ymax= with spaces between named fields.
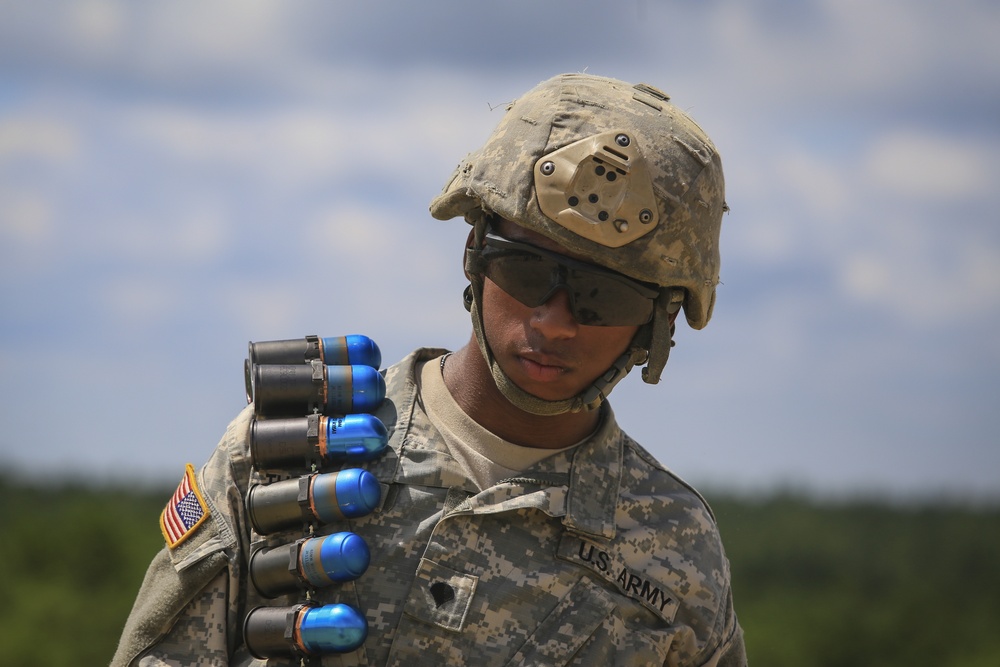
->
xmin=419 ymin=355 xmax=580 ymax=491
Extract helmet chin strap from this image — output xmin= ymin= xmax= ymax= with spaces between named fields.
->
xmin=466 ymin=277 xmax=583 ymax=415
xmin=463 ymin=242 xmax=661 ymax=416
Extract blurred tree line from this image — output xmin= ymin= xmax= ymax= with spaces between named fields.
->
xmin=2 ymin=475 xmax=998 ymax=666
xmin=712 ymin=493 xmax=1000 ymax=666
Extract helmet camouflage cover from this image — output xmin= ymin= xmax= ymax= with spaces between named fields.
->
xmin=430 ymin=73 xmax=726 ymax=412
xmin=430 ymin=72 xmax=726 ymax=330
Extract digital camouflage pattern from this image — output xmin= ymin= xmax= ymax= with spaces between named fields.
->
xmin=429 ymin=73 xmax=726 ymax=332
xmin=114 ymin=349 xmax=746 ymax=666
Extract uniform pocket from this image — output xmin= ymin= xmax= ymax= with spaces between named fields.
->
xmin=403 ymin=557 xmax=480 ymax=632
xmin=504 ymin=577 xmax=616 ymax=666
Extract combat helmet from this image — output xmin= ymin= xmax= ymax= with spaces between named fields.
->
xmin=430 ymin=72 xmax=726 ymax=415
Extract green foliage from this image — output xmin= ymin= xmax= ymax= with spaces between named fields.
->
xmin=0 ymin=476 xmax=168 ymax=667
xmin=710 ymin=492 xmax=1000 ymax=667
xmin=1 ymin=475 xmax=998 ymax=666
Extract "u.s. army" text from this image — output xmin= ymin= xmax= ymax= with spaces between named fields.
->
xmin=575 ymin=541 xmax=675 ymax=615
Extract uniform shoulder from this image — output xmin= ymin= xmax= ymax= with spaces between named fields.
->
xmin=610 ymin=432 xmax=734 ymax=662
xmin=619 ymin=430 xmax=717 ymax=522
xmin=381 ymin=347 xmax=450 ymax=393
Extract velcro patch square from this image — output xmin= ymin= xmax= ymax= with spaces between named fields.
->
xmin=160 ymin=463 xmax=210 ymax=549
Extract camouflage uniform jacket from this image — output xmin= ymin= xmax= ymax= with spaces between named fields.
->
xmin=114 ymin=348 xmax=746 ymax=666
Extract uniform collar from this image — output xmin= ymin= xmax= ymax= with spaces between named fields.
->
xmin=563 ymin=406 xmax=623 ymax=540
xmin=375 ymin=348 xmax=623 ymax=540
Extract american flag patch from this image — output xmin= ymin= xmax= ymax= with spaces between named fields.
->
xmin=160 ymin=463 xmax=210 ymax=549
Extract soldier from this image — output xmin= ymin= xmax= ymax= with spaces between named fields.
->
xmin=113 ymin=72 xmax=747 ymax=666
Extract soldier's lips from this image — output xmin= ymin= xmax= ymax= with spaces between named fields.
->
xmin=517 ymin=354 xmax=570 ymax=383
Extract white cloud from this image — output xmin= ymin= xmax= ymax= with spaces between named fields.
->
xmin=174 ymin=207 xmax=233 ymax=261
xmin=777 ymin=150 xmax=853 ymax=222
xmin=0 ymin=191 xmax=53 ymax=243
xmin=219 ymin=280 xmax=315 ymax=340
xmin=838 ymin=230 xmax=1000 ymax=325
xmin=724 ymin=146 xmax=854 ymax=266
xmin=0 ymin=190 xmax=57 ymax=277
xmin=705 ymin=0 xmax=1000 ymax=115
xmin=841 ymin=254 xmax=893 ymax=303
xmin=724 ymin=209 xmax=800 ymax=265
xmin=122 ymin=107 xmax=272 ymax=168
xmin=307 ymin=205 xmax=395 ymax=260
xmin=135 ymin=2 xmax=289 ymax=63
xmin=822 ymin=0 xmax=1000 ymax=77
xmin=0 ymin=117 xmax=79 ymax=162
xmin=115 ymin=74 xmax=491 ymax=197
xmin=72 ymin=0 xmax=125 ymax=52
xmin=824 ymin=127 xmax=1000 ymax=324
xmin=864 ymin=130 xmax=995 ymax=200
xmin=100 ymin=276 xmax=184 ymax=329
xmin=82 ymin=201 xmax=234 ymax=268
xmin=301 ymin=201 xmax=468 ymax=312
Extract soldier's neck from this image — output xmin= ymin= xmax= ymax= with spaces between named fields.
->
xmin=441 ymin=338 xmax=599 ymax=450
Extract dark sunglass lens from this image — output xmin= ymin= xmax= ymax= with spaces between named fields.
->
xmin=481 ymin=243 xmax=655 ymax=326
xmin=568 ymin=272 xmax=654 ymax=326
xmin=483 ymin=254 xmax=554 ymax=307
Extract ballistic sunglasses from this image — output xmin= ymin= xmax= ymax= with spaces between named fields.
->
xmin=479 ymin=232 xmax=659 ymax=326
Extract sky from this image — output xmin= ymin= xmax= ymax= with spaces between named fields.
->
xmin=1 ymin=0 xmax=998 ymax=501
